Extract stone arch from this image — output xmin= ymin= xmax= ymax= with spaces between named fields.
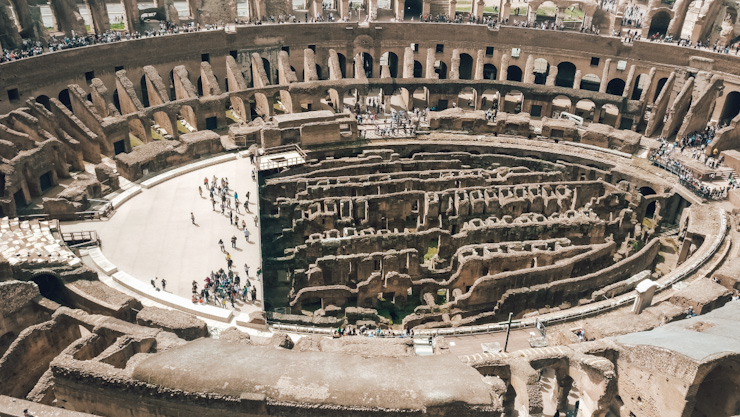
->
xmin=690 ymin=357 xmax=740 ymax=417
xmin=112 ymin=89 xmax=122 ymax=114
xmin=481 ymin=89 xmax=499 ymax=109
xmin=507 ymin=65 xmax=523 ymax=82
xmin=457 ymin=87 xmax=477 ymax=109
xmin=325 ymin=88 xmax=341 ymax=111
xmin=413 ymin=60 xmax=423 ymax=78
xmin=504 ymin=90 xmax=524 ymax=113
xmin=720 ymin=91 xmax=740 ymax=125
xmin=556 ymin=62 xmax=577 ymax=88
xmin=30 ymin=270 xmax=67 ymax=305
xmin=533 ymin=58 xmax=550 ymax=85
xmin=197 ymin=76 xmax=204 ymax=96
xmin=390 ymin=88 xmax=411 ymax=111
xmin=654 ymin=77 xmax=669 ymax=102
xmin=128 ymin=118 xmax=148 ymax=145
xmin=435 ymin=60 xmax=448 ymax=79
xmin=606 ymin=78 xmax=626 ymax=96
xmin=551 ymin=95 xmax=572 ymax=116
xmin=648 ymin=10 xmax=671 ymax=37
xmin=483 ymin=63 xmax=497 ymax=80
xmin=58 ymin=88 xmax=72 ymax=111
xmin=152 ymin=111 xmax=175 ymax=138
xmin=601 ymin=103 xmax=620 ymax=126
xmin=140 ymin=75 xmax=150 ymax=107
xmin=536 ymin=0 xmax=557 ymax=22
xmin=381 ymin=51 xmax=399 ymax=78
xmin=412 ymin=87 xmax=428 ymax=108
xmin=36 ymin=95 xmax=51 ymax=111
xmin=459 ymin=53 xmax=474 ymax=80
xmin=262 ymin=57 xmax=273 ymax=84
xmin=580 ymin=74 xmax=600 ymax=91
xmin=179 ymin=105 xmax=197 ymax=132
xmin=575 ymin=99 xmax=596 ymax=121
xmin=631 ymin=73 xmax=649 ymax=100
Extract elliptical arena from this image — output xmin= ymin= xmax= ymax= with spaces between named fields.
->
xmin=1 ymin=0 xmax=740 ymax=415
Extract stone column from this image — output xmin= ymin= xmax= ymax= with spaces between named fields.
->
xmin=523 ymin=55 xmax=535 ymax=84
xmin=554 ymin=7 xmax=564 ymax=26
xmin=85 ymin=0 xmax=111 ymax=34
xmin=426 ymin=48 xmax=437 ymax=79
xmin=501 ymin=0 xmax=509 ymax=20
xmin=499 ymin=53 xmax=509 ymax=81
xmin=338 ymin=0 xmax=349 ymax=18
xmin=449 ymin=49 xmax=460 ymax=80
xmin=403 ymin=47 xmax=414 ymax=78
xmin=304 ymin=48 xmax=318 ymax=81
xmin=640 ymin=67 xmax=657 ymax=104
xmin=592 ymin=103 xmax=602 ymax=123
xmin=666 ymin=0 xmax=689 ymax=38
xmin=50 ymin=0 xmax=87 ymax=36
xmin=472 ymin=0 xmax=484 ymax=19
xmin=448 ymin=0 xmax=456 ymax=17
xmin=573 ymin=70 xmax=582 ymax=89
xmin=121 ymin=0 xmax=141 ymax=32
xmin=0 ymin=1 xmax=22 ymax=48
xmin=545 ymin=65 xmax=558 ymax=86
xmin=527 ymin=7 xmax=536 ymax=23
xmin=354 ymin=54 xmax=368 ymax=80
xmin=395 ymin=0 xmax=405 ymax=20
xmin=599 ymin=59 xmax=611 ymax=93
xmin=623 ymin=64 xmax=637 ymax=99
xmin=474 ymin=50 xmax=484 ymax=80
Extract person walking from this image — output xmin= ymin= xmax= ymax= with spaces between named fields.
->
xmin=161 ymin=278 xmax=167 ymax=291
xmin=244 ymin=263 xmax=250 ymax=277
xmin=218 ymin=239 xmax=225 ymax=252
xmin=198 ymin=186 xmax=202 ymax=197
xmin=254 ymin=215 xmax=259 ymax=227
xmin=231 ymin=235 xmax=237 ymax=248
xmin=244 ymin=227 xmax=250 ymax=242
xmin=191 ymin=212 xmax=195 ymax=224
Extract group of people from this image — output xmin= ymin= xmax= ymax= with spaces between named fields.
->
xmin=192 ymin=265 xmax=259 ymax=309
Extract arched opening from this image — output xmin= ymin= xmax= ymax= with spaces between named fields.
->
xmin=563 ymin=4 xmax=585 ymax=28
xmin=112 ymin=89 xmax=122 ymax=114
xmin=602 ymin=103 xmax=620 ymax=126
xmin=536 ymin=0 xmax=557 ymax=23
xmin=405 ymin=0 xmax=422 ymax=19
xmin=645 ymin=200 xmax=657 ymax=218
xmin=639 ymin=186 xmax=656 ymax=196
xmin=337 ymin=53 xmax=347 ymax=78
xmin=412 ymin=87 xmax=428 ymax=108
xmin=381 ymin=51 xmax=399 ymax=78
xmin=169 ymin=69 xmax=176 ymax=100
xmin=507 ymin=65 xmax=523 ymax=82
xmin=720 ymin=91 xmax=740 ymax=125
xmin=648 ymin=10 xmax=671 ymax=37
xmin=457 ymin=87 xmax=477 ymax=109
xmin=691 ymin=359 xmax=740 ymax=417
xmin=481 ymin=89 xmax=499 ymax=110
xmin=631 ymin=74 xmax=649 ymax=100
xmin=356 ymin=52 xmax=373 ymax=78
xmin=435 ymin=60 xmax=448 ymax=79
xmin=390 ymin=88 xmax=411 ymax=111
xmin=654 ymin=77 xmax=668 ymax=102
xmin=140 ymin=75 xmax=150 ymax=107
xmin=504 ymin=91 xmax=523 ymax=113
xmin=197 ymin=76 xmax=204 ymax=96
xmin=36 ymin=95 xmax=51 ymax=111
xmin=575 ymin=99 xmax=596 ymax=121
xmin=606 ymin=78 xmax=626 ymax=96
xmin=273 ymin=91 xmax=288 ymax=114
xmin=413 ymin=61 xmax=423 ymax=78
xmin=556 ymin=62 xmax=577 ymax=88
xmin=580 ymin=74 xmax=601 ymax=91
xmin=315 ymin=64 xmax=323 ymax=80
xmin=152 ymin=111 xmax=175 ymax=139
xmin=551 ymin=95 xmax=572 ymax=117
xmin=58 ymin=89 xmax=72 ymax=111
xmin=262 ymin=57 xmax=272 ymax=83
xmin=31 ymin=273 xmax=67 ymax=305
xmin=483 ymin=64 xmax=497 ymax=80
xmin=533 ymin=58 xmax=549 ymax=85
xmin=324 ymin=88 xmax=341 ymax=111
xmin=459 ymin=53 xmax=474 ymax=80
xmin=179 ymin=105 xmax=197 ymax=132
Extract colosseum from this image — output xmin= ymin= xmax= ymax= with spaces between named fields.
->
xmin=1 ymin=0 xmax=740 ymax=414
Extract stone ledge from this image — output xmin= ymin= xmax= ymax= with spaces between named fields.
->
xmin=140 ymin=153 xmax=237 ymax=189
xmin=112 ymin=271 xmax=233 ymax=323
xmin=88 ymin=248 xmax=117 ymax=275
xmin=109 ymin=185 xmax=142 ymax=210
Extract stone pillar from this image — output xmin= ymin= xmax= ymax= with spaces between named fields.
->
xmin=623 ymin=64 xmax=637 ymax=99
xmin=121 ymin=0 xmax=141 ymax=32
xmin=632 ymin=279 xmax=658 ymax=314
xmin=448 ymin=0 xmax=456 ymax=17
xmin=523 ymin=55 xmax=535 ymax=84
xmin=666 ymin=0 xmax=689 ymax=38
xmin=0 ymin=1 xmax=22 ymax=48
xmin=640 ymin=67 xmax=657 ymax=103
xmin=426 ymin=48 xmax=437 ymax=79
xmin=395 ymin=0 xmax=404 ymax=20
xmin=599 ymin=58 xmax=611 ymax=93
xmin=50 ymin=0 xmax=87 ymax=35
xmin=422 ymin=0 xmax=430 ymax=15
xmin=592 ymin=103 xmax=602 ymax=123
xmin=499 ymin=53 xmax=509 ymax=81
xmin=449 ymin=49 xmax=460 ymax=80
xmin=646 ymin=72 xmax=675 ymax=136
xmin=84 ymin=0 xmax=111 ymax=34
xmin=573 ymin=70 xmax=582 ymax=89
xmin=546 ymin=65 xmax=558 ymax=86
xmin=501 ymin=0 xmax=509 ymax=20
xmin=402 ymin=47 xmax=414 ymax=78
xmin=554 ymin=7 xmax=564 ymax=26
xmin=338 ymin=0 xmax=349 ymax=18
xmin=474 ymin=50 xmax=484 ymax=80
xmin=328 ymin=49 xmax=343 ymax=80
xmin=472 ymin=0 xmax=484 ymax=19
xmin=304 ymin=48 xmax=318 ymax=81
xmin=527 ymin=7 xmax=536 ymax=23
xmin=354 ymin=54 xmax=368 ymax=80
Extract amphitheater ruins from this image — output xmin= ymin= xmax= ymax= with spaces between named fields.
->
xmin=1 ymin=0 xmax=740 ymax=414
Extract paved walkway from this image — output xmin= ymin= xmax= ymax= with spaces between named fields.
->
xmin=62 ymin=155 xmax=263 ymax=316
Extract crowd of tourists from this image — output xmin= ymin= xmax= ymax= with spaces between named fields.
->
xmin=649 ymin=130 xmax=738 ymax=200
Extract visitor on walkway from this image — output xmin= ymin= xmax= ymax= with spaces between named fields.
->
xmin=231 ymin=235 xmax=237 ymax=248
xmin=161 ymin=278 xmax=167 ymax=291
xmin=191 ymin=212 xmax=195 ymax=224
xmin=218 ymin=239 xmax=225 ymax=252
xmin=244 ymin=228 xmax=250 ymax=242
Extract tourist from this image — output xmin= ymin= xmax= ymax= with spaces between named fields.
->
xmin=231 ymin=235 xmax=237 ymax=248
xmin=161 ymin=278 xmax=167 ymax=291
xmin=254 ymin=215 xmax=259 ymax=227
xmin=191 ymin=212 xmax=195 ymax=225
xmin=244 ymin=263 xmax=250 ymax=276
xmin=244 ymin=228 xmax=251 ymax=242
xmin=151 ymin=278 xmax=156 ymax=289
xmin=218 ymin=239 xmax=225 ymax=252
